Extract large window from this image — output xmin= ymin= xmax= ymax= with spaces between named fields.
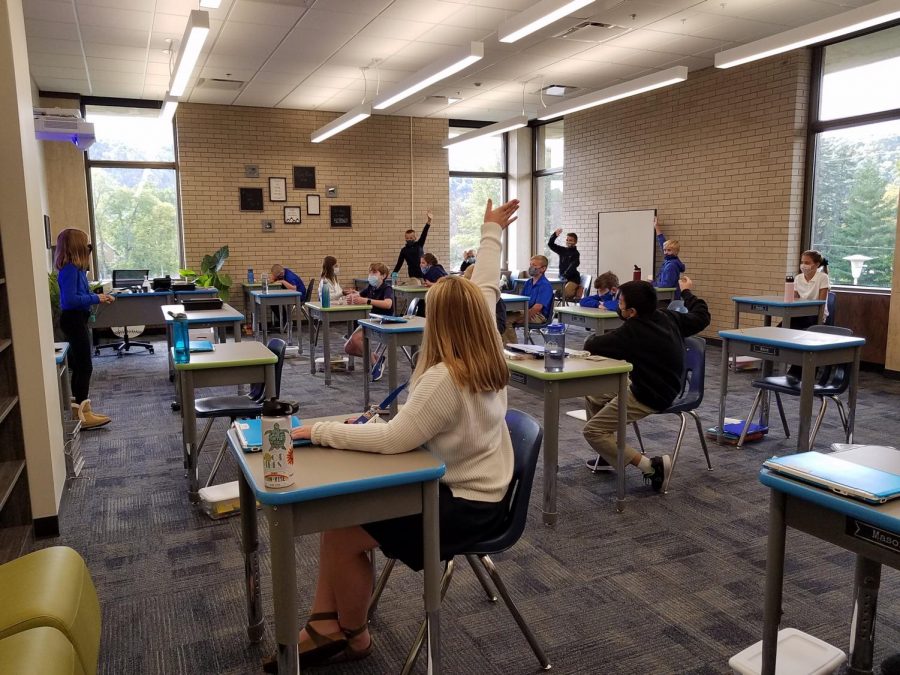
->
xmin=534 ymin=120 xmax=564 ymax=273
xmin=448 ymin=126 xmax=506 ymax=270
xmin=809 ymin=26 xmax=900 ymax=288
xmin=85 ymin=105 xmax=181 ymax=280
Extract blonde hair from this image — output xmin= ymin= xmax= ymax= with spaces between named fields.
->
xmin=54 ymin=228 xmax=91 ymax=271
xmin=271 ymin=264 xmax=285 ymax=277
xmin=663 ymin=239 xmax=680 ymax=255
xmin=413 ymin=276 xmax=508 ymax=393
xmin=369 ymin=262 xmax=389 ymax=276
xmin=531 ymin=255 xmax=549 ymax=268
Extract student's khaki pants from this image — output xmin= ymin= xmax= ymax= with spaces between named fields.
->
xmin=583 ymin=386 xmax=657 ymax=466
xmin=502 ymin=311 xmax=545 ymax=346
xmin=564 ymin=281 xmax=581 ymax=301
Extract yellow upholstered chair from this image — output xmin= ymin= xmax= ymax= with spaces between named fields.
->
xmin=0 ymin=626 xmax=86 ymax=675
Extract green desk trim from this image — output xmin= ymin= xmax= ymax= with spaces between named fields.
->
xmin=506 ymin=357 xmax=631 ymax=380
xmin=174 ymin=343 xmax=277 ymax=370
xmin=393 ymin=286 xmax=429 ymax=294
xmin=555 ymin=307 xmax=618 ymax=320
xmin=305 ymin=302 xmax=370 ymax=313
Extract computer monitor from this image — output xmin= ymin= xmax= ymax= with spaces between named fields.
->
xmin=112 ymin=269 xmax=149 ymax=290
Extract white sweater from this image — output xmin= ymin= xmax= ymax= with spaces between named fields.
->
xmin=312 ymin=220 xmax=513 ymax=502
xmin=317 ymin=277 xmax=346 ymax=305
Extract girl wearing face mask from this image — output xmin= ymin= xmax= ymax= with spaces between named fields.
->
xmin=459 ymin=249 xmax=477 ymax=273
xmin=420 ymin=253 xmax=448 ymax=287
xmin=793 ymin=249 xmax=830 ymax=328
xmin=345 ymin=263 xmax=395 ymax=380
xmin=318 ymin=255 xmax=349 ymax=305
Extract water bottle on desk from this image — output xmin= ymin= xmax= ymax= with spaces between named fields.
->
xmin=390 ymin=271 xmax=399 ymax=287
xmin=633 ymin=265 xmax=641 ymax=282
xmin=262 ymin=398 xmax=299 ymax=489
xmin=321 ymin=283 xmax=331 ymax=308
xmin=263 ymin=275 xmax=269 ymax=293
xmin=541 ymin=323 xmax=566 ymax=373
xmin=784 ymin=275 xmax=795 ymax=302
xmin=172 ymin=312 xmax=191 ymax=365
xmin=247 ymin=267 xmax=255 ymax=284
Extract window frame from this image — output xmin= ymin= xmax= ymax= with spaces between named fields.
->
xmin=531 ymin=118 xmax=564 ymax=268
xmin=82 ymin=97 xmax=185 ymax=276
xmin=803 ymin=22 xmax=900 ymax=292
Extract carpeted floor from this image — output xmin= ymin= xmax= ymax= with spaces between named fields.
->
xmin=30 ymin=323 xmax=900 ymax=675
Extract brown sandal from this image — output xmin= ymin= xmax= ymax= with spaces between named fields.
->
xmin=261 ymin=612 xmax=347 ymax=673
xmin=330 ymin=624 xmax=374 ymax=663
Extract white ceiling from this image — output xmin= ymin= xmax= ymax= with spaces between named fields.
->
xmin=24 ymin=0 xmax=874 ymax=121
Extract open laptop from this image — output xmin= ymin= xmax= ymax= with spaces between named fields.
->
xmin=763 ymin=447 xmax=900 ymax=504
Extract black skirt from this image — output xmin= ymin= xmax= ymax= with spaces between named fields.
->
xmin=363 ymin=483 xmax=507 ymax=572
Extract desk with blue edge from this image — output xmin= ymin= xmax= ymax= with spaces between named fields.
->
xmin=759 ymin=446 xmax=900 ymax=675
xmin=227 ymin=419 xmax=445 ymax=675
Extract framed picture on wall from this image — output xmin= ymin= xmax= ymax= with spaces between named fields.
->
xmin=239 ymin=187 xmax=264 ymax=211
xmin=269 ymin=177 xmax=287 ymax=202
xmin=293 ymin=166 xmax=316 ymax=189
xmin=306 ymin=194 xmax=321 ymax=215
xmin=330 ymin=205 xmax=351 ymax=228
xmin=283 ymin=206 xmax=301 ymax=224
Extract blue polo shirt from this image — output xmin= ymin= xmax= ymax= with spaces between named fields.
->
xmin=522 ymin=275 xmax=553 ymax=313
xmin=283 ymin=268 xmax=306 ymax=297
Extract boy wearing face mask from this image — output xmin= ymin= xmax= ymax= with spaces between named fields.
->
xmin=582 ymin=278 xmax=709 ymax=491
xmin=502 ymin=255 xmax=553 ymax=345
xmin=393 ymin=210 xmax=433 ymax=284
xmin=548 ymin=228 xmax=582 ymax=301
xmin=579 ymin=271 xmax=619 ymax=310
xmin=651 ymin=217 xmax=685 ymax=299
xmin=459 ymin=249 xmax=477 ymax=273
xmin=346 ymin=263 xmax=395 ymax=380
xmin=421 ymin=253 xmax=448 ymax=287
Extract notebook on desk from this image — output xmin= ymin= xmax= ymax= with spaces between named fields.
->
xmin=764 ymin=449 xmax=900 ymax=504
xmin=233 ymin=416 xmax=311 ymax=452
xmin=504 ymin=343 xmax=589 ymax=358
xmin=189 ymin=340 xmax=214 ymax=353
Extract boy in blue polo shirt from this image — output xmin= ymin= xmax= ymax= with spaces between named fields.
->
xmin=502 ymin=255 xmax=552 ymax=345
xmin=270 ymin=264 xmax=306 ymax=296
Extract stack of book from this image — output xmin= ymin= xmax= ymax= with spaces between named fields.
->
xmin=706 ymin=419 xmax=768 ymax=445
xmin=233 ymin=416 xmax=309 ymax=452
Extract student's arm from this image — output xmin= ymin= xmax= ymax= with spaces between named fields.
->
xmin=393 ymin=251 xmax=405 ymax=274
xmin=561 ymin=250 xmax=580 ymax=279
xmin=307 ymin=366 xmax=459 ymax=452
xmin=367 ymin=287 xmax=393 ymax=312
xmin=671 ymin=283 xmax=711 ymax=337
xmin=583 ymin=327 xmax=629 ymax=360
xmin=656 ymin=232 xmax=666 ymax=252
xmin=475 ymin=199 xmax=518 ymax=317
xmin=817 ymin=273 xmax=830 ymax=300
xmin=417 ymin=218 xmax=432 ymax=247
xmin=529 ymin=283 xmax=553 ymax=318
xmin=58 ymin=265 xmax=99 ymax=309
xmin=547 ymin=232 xmax=565 ymax=255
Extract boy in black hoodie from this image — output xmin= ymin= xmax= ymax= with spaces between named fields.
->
xmin=547 ymin=228 xmax=582 ymax=301
xmin=393 ymin=210 xmax=432 ymax=283
xmin=583 ymin=277 xmax=710 ymax=491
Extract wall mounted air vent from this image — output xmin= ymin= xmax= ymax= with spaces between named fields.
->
xmin=197 ymin=78 xmax=245 ymax=90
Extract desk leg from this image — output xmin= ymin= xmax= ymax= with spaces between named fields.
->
xmin=542 ymin=382 xmax=560 ymax=526
xmin=269 ymin=505 xmax=300 ymax=675
xmin=422 ymin=480 xmax=441 ymax=675
xmin=615 ymin=372 xmax=627 ymax=513
xmin=387 ymin=336 xmax=399 ymax=416
xmin=182 ymin=370 xmax=200 ymax=502
xmin=177 ymin=372 xmax=187 ymax=470
xmin=362 ymin=330 xmax=371 ymax=410
xmin=295 ymin=304 xmax=303 ymax=354
xmin=309 ymin=312 xmax=316 ymax=376
xmin=239 ymin=474 xmax=264 ymax=642
xmin=847 ymin=349 xmax=861 ymax=444
xmin=523 ymin=309 xmax=530 ymax=345
xmin=848 ymin=556 xmax=880 ymax=675
xmin=732 ymin=305 xmax=740 ymax=372
xmin=718 ymin=338 xmax=729 ymax=446
xmin=760 ymin=315 xmax=774 ymax=425
xmin=166 ymin=323 xmax=175 ymax=382
xmin=761 ymin=490 xmax=786 ymax=675
xmin=262 ymin=303 xmax=269 ymax=345
xmin=234 ymin=319 xmax=242 ymax=343
xmin=323 ymin=315 xmax=332 ymax=386
xmin=797 ymin=351 xmax=815 ymax=452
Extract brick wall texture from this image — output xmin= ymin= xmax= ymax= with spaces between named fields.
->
xmin=563 ymin=52 xmax=811 ymax=336
xmin=176 ymin=104 xmax=448 ymax=315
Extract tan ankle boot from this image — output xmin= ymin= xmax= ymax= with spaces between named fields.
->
xmin=82 ymin=399 xmax=110 ymax=423
xmin=72 ymin=401 xmax=111 ymax=429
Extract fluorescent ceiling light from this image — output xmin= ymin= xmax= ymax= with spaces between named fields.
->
xmin=537 ymin=66 xmax=688 ymax=120
xmin=499 ymin=0 xmax=596 ymax=43
xmin=311 ymin=105 xmax=372 ymax=143
xmin=199 ymin=0 xmax=221 ymax=7
xmin=169 ymin=10 xmax=210 ymax=97
xmin=443 ymin=115 xmax=529 ymax=148
xmin=715 ymin=0 xmax=900 ymax=68
xmin=373 ymin=42 xmax=483 ymax=110
xmin=159 ymin=95 xmax=178 ymax=122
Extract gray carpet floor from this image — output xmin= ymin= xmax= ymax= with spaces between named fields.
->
xmin=29 ymin=323 xmax=900 ymax=675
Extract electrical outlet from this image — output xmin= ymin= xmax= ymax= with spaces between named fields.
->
xmin=261 ymin=220 xmax=275 ymax=231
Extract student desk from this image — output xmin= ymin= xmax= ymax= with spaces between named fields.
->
xmin=506 ymin=356 xmax=633 ymax=519
xmin=250 ymin=289 xmax=303 ymax=348
xmin=655 ymin=287 xmax=676 ymax=303
xmin=731 ymin=296 xmax=825 ymax=329
xmin=175 ymin=341 xmax=276 ymax=501
xmin=758 ymin=448 xmax=900 ymax=675
xmin=54 ymin=342 xmax=71 ymax=421
xmin=161 ymin=304 xmax=245 ymax=382
xmin=512 ymin=277 xmax=565 ymax=296
xmin=717 ymin=327 xmax=864 ymax=452
xmin=555 ymin=306 xmax=622 ymax=334
xmin=226 ymin=420 xmax=445 ymax=675
xmin=392 ymin=285 xmax=428 ymax=316
xmin=304 ymin=302 xmax=369 ymax=386
xmin=93 ymin=290 xmax=172 ymax=330
xmin=241 ymin=282 xmax=264 ymax=332
xmin=360 ymin=317 xmax=426 ymax=415
xmin=500 ymin=293 xmax=530 ymax=337
xmin=172 ymin=286 xmax=218 ymax=301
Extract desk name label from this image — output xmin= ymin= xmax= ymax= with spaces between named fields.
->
xmin=751 ymin=344 xmax=779 ymax=356
xmin=847 ymin=518 xmax=900 ymax=554
xmin=510 ymin=371 xmax=527 ymax=385
xmin=750 ymin=304 xmax=769 ymax=312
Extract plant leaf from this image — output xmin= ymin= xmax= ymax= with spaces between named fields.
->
xmin=213 ymin=245 xmax=229 ymax=271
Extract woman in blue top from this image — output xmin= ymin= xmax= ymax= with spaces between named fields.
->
xmin=55 ymin=228 xmax=116 ymax=429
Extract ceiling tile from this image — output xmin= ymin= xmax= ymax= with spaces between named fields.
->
xmin=141 ymin=85 xmax=167 ymax=100
xmin=75 ymin=5 xmax=153 ymax=31
xmin=379 ymin=41 xmax=463 ymax=70
xmin=381 ymin=0 xmax=461 ymax=24
xmin=24 ymin=1 xmax=74 ymax=23
xmin=83 ymin=43 xmax=147 ymax=61
xmin=360 ymin=17 xmax=435 ymax=41
xmin=24 ymin=19 xmax=81 ymax=41
xmin=416 ymin=23 xmax=493 ymax=46
xmin=77 ymin=0 xmax=157 ymax=11
xmin=26 ymin=38 xmax=84 ymax=56
xmin=227 ymin=1 xmax=308 ymax=27
xmin=233 ymin=81 xmax=297 ymax=107
xmin=185 ymin=88 xmax=237 ymax=105
xmin=79 ymin=25 xmax=148 ymax=48
xmin=213 ymin=21 xmax=292 ymax=59
xmin=327 ymin=36 xmax=411 ymax=67
xmin=86 ymin=57 xmax=145 ymax=74
xmin=279 ymin=87 xmax=345 ymax=109
xmin=152 ymin=12 xmax=193 ymax=35
xmin=33 ymin=77 xmax=91 ymax=94
xmin=198 ymin=66 xmax=258 ymax=82
xmin=28 ymin=51 xmax=84 ymax=68
xmin=31 ymin=64 xmax=89 ymax=80
xmin=443 ymin=4 xmax=511 ymax=30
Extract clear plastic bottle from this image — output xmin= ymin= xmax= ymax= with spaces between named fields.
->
xmin=390 ymin=271 xmax=399 ymax=287
xmin=541 ymin=323 xmax=566 ymax=372
xmin=784 ymin=275 xmax=795 ymax=302
xmin=172 ymin=313 xmax=190 ymax=365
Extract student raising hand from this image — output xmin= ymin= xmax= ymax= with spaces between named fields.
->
xmin=484 ymin=198 xmax=519 ymax=229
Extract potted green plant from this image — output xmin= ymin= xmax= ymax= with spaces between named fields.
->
xmin=48 ymin=271 xmax=63 ymax=340
xmin=180 ymin=245 xmax=232 ymax=300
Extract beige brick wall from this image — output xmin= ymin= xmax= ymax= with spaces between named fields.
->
xmin=564 ymin=52 xmax=811 ymax=336
xmin=176 ymin=104 xmax=449 ymax=315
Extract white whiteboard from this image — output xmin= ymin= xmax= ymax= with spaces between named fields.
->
xmin=596 ymin=209 xmax=657 ymax=286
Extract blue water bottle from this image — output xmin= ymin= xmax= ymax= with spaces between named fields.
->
xmin=172 ymin=312 xmax=191 ymax=365
xmin=540 ymin=323 xmax=566 ymax=373
xmin=321 ymin=282 xmax=331 ymax=308
xmin=247 ymin=267 xmax=255 ymax=284
xmin=390 ymin=271 xmax=398 ymax=287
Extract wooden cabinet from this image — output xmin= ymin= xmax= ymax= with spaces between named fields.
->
xmin=0 ymin=238 xmax=31 ymax=563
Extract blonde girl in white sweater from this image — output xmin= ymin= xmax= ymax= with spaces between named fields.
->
xmin=275 ymin=199 xmax=519 ymax=670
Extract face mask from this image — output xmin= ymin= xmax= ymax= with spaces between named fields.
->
xmin=800 ymin=263 xmax=813 ymax=273
xmin=405 ymin=239 xmax=416 ymax=247
xmin=528 ymin=265 xmax=539 ymax=277
xmin=567 ymin=242 xmax=575 ymax=248
xmin=466 ymin=256 xmax=475 ymax=264
xmin=421 ymin=265 xmax=429 ymax=274
xmin=333 ymin=266 xmax=340 ymax=275
xmin=616 ymin=308 xmax=628 ymax=321
xmin=664 ymin=253 xmax=677 ymax=260
xmin=367 ymin=274 xmax=380 ymax=287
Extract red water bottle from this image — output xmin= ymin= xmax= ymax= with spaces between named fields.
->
xmin=633 ymin=265 xmax=641 ymax=281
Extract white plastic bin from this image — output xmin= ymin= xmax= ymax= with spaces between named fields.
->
xmin=729 ymin=628 xmax=845 ymax=675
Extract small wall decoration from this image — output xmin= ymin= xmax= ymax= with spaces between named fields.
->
xmin=293 ymin=166 xmax=316 ymax=189
xmin=269 ymin=177 xmax=287 ymax=202
xmin=261 ymin=219 xmax=275 ymax=232
xmin=283 ymin=206 xmax=301 ymax=224
xmin=306 ymin=194 xmax=321 ymax=215
xmin=240 ymin=187 xmax=264 ymax=211
xmin=330 ymin=205 xmax=352 ymax=228
xmin=326 ymin=186 xmax=337 ymax=198
xmin=244 ymin=164 xmax=259 ymax=178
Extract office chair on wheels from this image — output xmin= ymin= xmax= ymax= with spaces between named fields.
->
xmin=94 ymin=269 xmax=154 ymax=357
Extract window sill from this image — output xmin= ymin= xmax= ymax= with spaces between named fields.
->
xmin=830 ymin=285 xmax=891 ymax=295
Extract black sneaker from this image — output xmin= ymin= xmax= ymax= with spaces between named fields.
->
xmin=644 ymin=455 xmax=671 ymax=493
xmin=584 ymin=455 xmax=614 ymax=472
